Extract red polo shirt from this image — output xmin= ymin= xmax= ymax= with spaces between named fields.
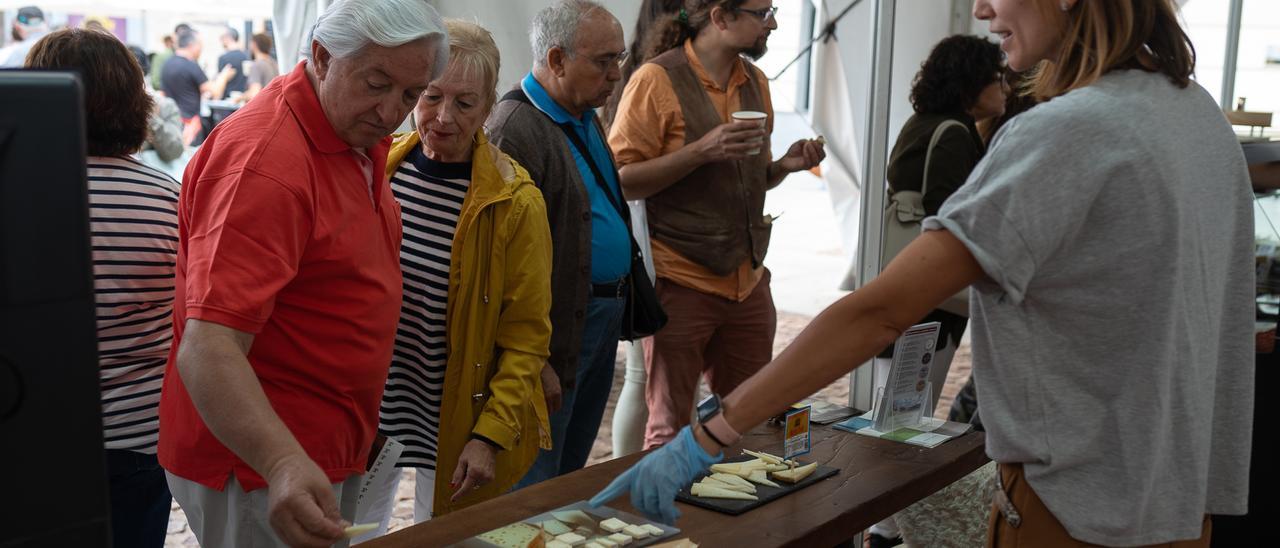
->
xmin=158 ymin=63 xmax=403 ymax=491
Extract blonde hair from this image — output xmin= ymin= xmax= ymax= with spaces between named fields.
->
xmin=1029 ymin=0 xmax=1194 ymax=100
xmin=442 ymin=18 xmax=501 ymax=108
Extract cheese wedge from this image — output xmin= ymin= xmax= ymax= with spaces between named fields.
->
xmin=710 ymin=472 xmax=756 ymax=490
xmin=690 ymin=483 xmax=759 ymax=500
xmin=747 ymin=469 xmax=780 ymax=488
xmin=551 ymin=511 xmax=596 ymax=530
xmin=771 ymin=462 xmax=819 ymax=484
xmin=599 ymin=518 xmax=628 ymax=533
xmin=608 ymin=533 xmax=634 ymax=546
xmin=696 ymin=477 xmax=753 ymax=493
xmin=708 ymin=462 xmax=744 ymax=475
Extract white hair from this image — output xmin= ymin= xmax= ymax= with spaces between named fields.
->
xmin=311 ymin=0 xmax=449 ymax=79
xmin=530 ymin=0 xmax=608 ymax=68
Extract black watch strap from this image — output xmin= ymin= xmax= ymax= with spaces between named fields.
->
xmin=699 ymin=422 xmax=728 ymax=448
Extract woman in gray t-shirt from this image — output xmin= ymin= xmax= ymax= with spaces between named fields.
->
xmin=592 ymin=1 xmax=1253 ymax=546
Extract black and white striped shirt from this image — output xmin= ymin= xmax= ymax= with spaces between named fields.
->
xmin=90 ymin=156 xmax=180 ymax=454
xmin=380 ymin=146 xmax=471 ymax=469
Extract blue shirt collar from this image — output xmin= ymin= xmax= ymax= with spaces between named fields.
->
xmin=521 ymin=73 xmax=594 ymax=129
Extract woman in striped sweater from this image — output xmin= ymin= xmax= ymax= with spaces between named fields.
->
xmin=26 ymin=28 xmax=182 ymax=548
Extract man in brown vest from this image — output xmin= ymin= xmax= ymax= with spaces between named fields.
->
xmin=608 ymin=0 xmax=824 ymax=449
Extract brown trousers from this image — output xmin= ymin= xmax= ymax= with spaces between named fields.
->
xmin=642 ymin=271 xmax=776 ymax=450
xmin=989 ymin=464 xmax=1212 ymax=548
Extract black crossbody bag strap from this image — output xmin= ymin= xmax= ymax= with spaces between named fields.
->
xmin=500 ymin=87 xmax=667 ymax=339
xmin=501 ymin=87 xmax=627 ymax=218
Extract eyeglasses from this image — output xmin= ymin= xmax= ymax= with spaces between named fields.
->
xmin=589 ymin=50 xmax=629 ymax=73
xmin=735 ymin=5 xmax=779 ymax=23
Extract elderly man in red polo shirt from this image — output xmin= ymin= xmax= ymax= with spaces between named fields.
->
xmin=156 ymin=1 xmax=449 ymax=547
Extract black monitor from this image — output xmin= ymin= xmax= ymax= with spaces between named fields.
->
xmin=0 ymin=71 xmax=111 ymax=547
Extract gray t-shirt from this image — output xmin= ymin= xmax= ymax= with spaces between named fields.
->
xmin=924 ymin=70 xmax=1254 ymax=545
xmin=248 ymin=58 xmax=279 ymax=89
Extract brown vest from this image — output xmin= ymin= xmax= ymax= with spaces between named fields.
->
xmin=645 ymin=48 xmax=771 ymax=277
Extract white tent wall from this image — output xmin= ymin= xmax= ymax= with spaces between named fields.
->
xmin=272 ymin=0 xmax=640 ymax=90
xmin=809 ymin=0 xmax=973 ymax=292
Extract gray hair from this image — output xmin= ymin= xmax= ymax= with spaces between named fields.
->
xmin=312 ymin=0 xmax=450 ymax=79
xmin=530 ymin=0 xmax=608 ymax=68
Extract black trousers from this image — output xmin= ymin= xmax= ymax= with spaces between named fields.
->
xmin=107 ymin=449 xmax=172 ymax=548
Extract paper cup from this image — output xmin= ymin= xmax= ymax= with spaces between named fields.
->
xmin=731 ymin=110 xmax=768 ymax=155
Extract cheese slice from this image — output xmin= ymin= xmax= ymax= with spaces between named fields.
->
xmin=708 ymin=462 xmax=744 ymax=475
xmin=690 ymin=483 xmax=759 ymax=500
xmin=477 ymin=522 xmax=546 ymax=548
xmin=599 ymin=518 xmax=628 ymax=533
xmin=699 ymin=477 xmax=753 ymax=493
xmin=771 ymin=462 xmax=819 ymax=484
xmin=747 ymin=469 xmax=780 ymax=488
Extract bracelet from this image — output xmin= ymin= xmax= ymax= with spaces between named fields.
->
xmin=699 ymin=422 xmax=729 ymax=449
xmin=470 ymin=434 xmax=502 ymax=450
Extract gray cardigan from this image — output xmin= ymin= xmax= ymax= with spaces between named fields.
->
xmin=487 ymin=92 xmax=624 ymax=392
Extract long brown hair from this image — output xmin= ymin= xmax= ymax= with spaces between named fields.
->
xmin=1031 ymin=0 xmax=1194 ymax=100
xmin=604 ymin=0 xmax=683 ymax=127
xmin=639 ymin=0 xmax=748 ymax=63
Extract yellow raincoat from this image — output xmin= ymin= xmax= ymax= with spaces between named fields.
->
xmin=385 ymin=129 xmax=553 ymax=515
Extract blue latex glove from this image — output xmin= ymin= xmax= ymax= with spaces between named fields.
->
xmin=588 ymin=426 xmax=722 ymax=525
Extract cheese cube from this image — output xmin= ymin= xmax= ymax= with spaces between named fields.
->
xmin=546 ymin=541 xmax=573 ymax=548
xmin=599 ymin=517 xmax=629 ymax=533
xmin=555 ymin=532 xmax=587 ymax=546
xmin=622 ymin=524 xmax=650 ymax=539
xmin=608 ymin=533 xmax=633 ymax=546
xmin=640 ymin=524 xmax=664 ymax=536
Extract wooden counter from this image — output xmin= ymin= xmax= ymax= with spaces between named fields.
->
xmin=365 ymin=423 xmax=989 ymax=547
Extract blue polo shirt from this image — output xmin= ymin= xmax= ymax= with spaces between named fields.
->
xmin=521 ymin=73 xmax=630 ymax=284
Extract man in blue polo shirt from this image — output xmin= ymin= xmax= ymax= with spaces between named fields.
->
xmin=487 ymin=0 xmax=629 ymax=485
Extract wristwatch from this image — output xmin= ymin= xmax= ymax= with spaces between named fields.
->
xmin=696 ymin=393 xmax=741 ymax=448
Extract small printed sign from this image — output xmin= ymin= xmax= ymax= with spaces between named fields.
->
xmin=783 ymin=406 xmax=812 ymax=460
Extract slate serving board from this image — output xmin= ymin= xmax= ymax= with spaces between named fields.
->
xmin=674 ymin=456 xmax=839 ymax=516
xmin=452 ymin=500 xmax=681 ymax=547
